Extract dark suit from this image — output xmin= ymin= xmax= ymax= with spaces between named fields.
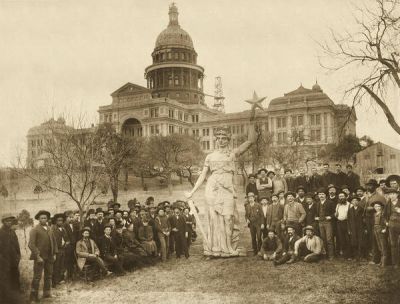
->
xmin=315 ymin=199 xmax=336 ymax=257
xmin=335 ymin=171 xmax=348 ymax=188
xmin=169 ymin=215 xmax=188 ymax=258
xmin=302 ymin=202 xmax=318 ymax=233
xmin=245 ymin=202 xmax=262 ymax=253
xmin=92 ymin=220 xmax=106 ymax=245
xmin=348 ymin=206 xmax=365 ymax=258
xmin=51 ymin=225 xmax=69 ymax=286
xmin=274 ymin=234 xmax=300 ymax=265
xmin=294 ymin=175 xmax=308 ymax=192
xmin=246 ymin=182 xmax=258 ymax=197
xmin=0 ymin=225 xmax=21 ymax=301
xmin=28 ymin=224 xmax=58 ymax=298
xmin=308 ymin=174 xmax=323 ymax=193
xmin=63 ymin=222 xmax=78 ymax=281
xmin=99 ymin=235 xmax=124 ymax=274
xmin=346 ymin=172 xmax=360 ymax=193
xmin=285 ymin=177 xmax=296 ymax=192
xmin=321 ymin=171 xmax=336 ymax=188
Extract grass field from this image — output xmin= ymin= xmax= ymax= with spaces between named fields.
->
xmin=5 ymin=179 xmax=400 ymax=304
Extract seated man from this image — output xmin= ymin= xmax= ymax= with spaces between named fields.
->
xmin=75 ymin=227 xmax=111 ymax=277
xmin=274 ymin=225 xmax=300 ymax=265
xmin=258 ymin=229 xmax=282 ymax=261
xmin=113 ymin=223 xmax=136 ymax=271
xmin=294 ymin=225 xmax=325 ymax=263
xmin=98 ymin=224 xmax=125 ymax=276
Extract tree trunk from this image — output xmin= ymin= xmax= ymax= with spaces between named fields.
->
xmin=111 ymin=174 xmax=119 ymax=203
xmin=141 ymin=172 xmax=145 ymax=189
xmin=187 ymin=169 xmax=194 ymax=187
xmin=167 ymin=173 xmax=173 ymax=195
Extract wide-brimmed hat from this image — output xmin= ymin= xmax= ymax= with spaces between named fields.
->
xmin=384 ymin=187 xmax=399 ymax=195
xmin=365 ymin=179 xmax=379 ymax=187
xmin=305 ymin=192 xmax=314 ymax=199
xmin=267 ymin=171 xmax=275 ymax=177
xmin=385 ymin=175 xmax=400 ymax=187
xmin=303 ymin=225 xmax=315 ymax=233
xmin=296 ymin=185 xmax=306 ymax=192
xmin=81 ymin=226 xmax=91 ymax=234
xmin=284 ymin=191 xmax=296 ymax=199
xmin=248 ymin=173 xmax=256 ymax=179
xmin=316 ymin=187 xmax=327 ymax=195
xmin=52 ymin=213 xmax=66 ymax=223
xmin=246 ymin=192 xmax=256 ymax=198
xmin=354 ymin=186 xmax=366 ymax=192
xmin=95 ymin=208 xmax=104 ymax=214
xmin=1 ymin=213 xmax=16 ymax=224
xmin=112 ymin=202 xmax=121 ymax=209
xmin=349 ymin=195 xmax=361 ymax=202
xmin=35 ymin=210 xmax=51 ymax=220
xmin=341 ymin=185 xmax=350 ymax=191
xmin=327 ymin=184 xmax=339 ymax=191
xmin=258 ymin=168 xmax=268 ymax=174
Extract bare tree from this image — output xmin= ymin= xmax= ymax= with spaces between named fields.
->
xmin=94 ymin=123 xmax=143 ymax=203
xmin=15 ymin=117 xmax=108 ymax=227
xmin=319 ymin=0 xmax=400 ymax=135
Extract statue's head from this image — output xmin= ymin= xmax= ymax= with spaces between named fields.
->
xmin=214 ymin=127 xmax=231 ymax=148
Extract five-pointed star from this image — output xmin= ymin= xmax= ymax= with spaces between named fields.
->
xmin=245 ymin=91 xmax=266 ymax=111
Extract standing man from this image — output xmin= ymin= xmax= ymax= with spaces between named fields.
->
xmin=268 ymin=194 xmax=284 ymax=233
xmin=246 ymin=174 xmax=259 ymax=198
xmin=334 ymin=164 xmax=348 ymax=190
xmin=92 ymin=208 xmax=106 ymax=245
xmin=315 ymin=188 xmax=336 ymax=260
xmin=155 ymin=207 xmax=171 ymax=262
xmin=63 ymin=211 xmax=77 ymax=282
xmin=99 ymin=224 xmax=125 ymax=275
xmin=321 ymin=163 xmax=336 ymax=188
xmin=29 ymin=210 xmax=58 ymax=302
xmin=303 ymin=193 xmax=318 ymax=233
xmin=384 ymin=188 xmax=400 ymax=268
xmin=295 ymin=186 xmax=306 ymax=205
xmin=271 ymin=169 xmax=288 ymax=195
xmin=169 ymin=207 xmax=188 ymax=259
xmin=257 ymin=169 xmax=273 ymax=200
xmin=345 ymin=164 xmax=360 ymax=193
xmin=259 ymin=196 xmax=269 ymax=240
xmin=308 ymin=167 xmax=323 ymax=194
xmin=51 ymin=213 xmax=69 ymax=288
xmin=245 ymin=192 xmax=262 ymax=255
xmin=283 ymin=192 xmax=306 ymax=236
xmin=348 ymin=196 xmax=366 ymax=260
xmin=294 ymin=168 xmax=308 ymax=193
xmin=0 ymin=214 xmax=21 ymax=302
xmin=335 ymin=192 xmax=351 ymax=258
xmin=284 ymin=169 xmax=296 ymax=192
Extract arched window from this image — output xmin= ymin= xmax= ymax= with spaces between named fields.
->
xmin=174 ymin=74 xmax=179 ymax=86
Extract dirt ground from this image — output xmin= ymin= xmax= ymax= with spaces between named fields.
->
xmin=6 ymin=181 xmax=400 ymax=304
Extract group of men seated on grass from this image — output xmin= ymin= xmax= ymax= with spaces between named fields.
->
xmin=244 ymin=166 xmax=400 ymax=268
xmin=0 ymin=197 xmax=196 ymax=303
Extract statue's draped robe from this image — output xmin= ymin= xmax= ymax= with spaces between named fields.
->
xmin=203 ymin=150 xmax=240 ymax=256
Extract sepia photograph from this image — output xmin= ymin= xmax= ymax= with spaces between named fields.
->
xmin=0 ymin=0 xmax=400 ymax=303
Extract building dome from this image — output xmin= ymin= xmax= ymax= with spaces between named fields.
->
xmin=312 ymin=81 xmax=322 ymax=91
xmin=155 ymin=3 xmax=194 ymax=50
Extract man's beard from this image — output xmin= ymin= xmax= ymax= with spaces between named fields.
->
xmin=338 ymin=199 xmax=347 ymax=205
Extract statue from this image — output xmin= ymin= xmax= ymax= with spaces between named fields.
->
xmin=185 ymin=92 xmax=266 ymax=257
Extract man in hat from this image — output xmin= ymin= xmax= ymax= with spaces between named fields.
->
xmin=63 ymin=211 xmax=77 ymax=282
xmin=29 ymin=210 xmax=58 ymax=302
xmin=294 ymin=225 xmax=325 ymax=263
xmin=169 ymin=206 xmax=188 ymax=258
xmin=348 ymin=196 xmax=366 ymax=260
xmin=364 ymin=179 xmax=386 ymax=256
xmin=284 ymin=169 xmax=296 ymax=192
xmin=112 ymin=202 xmax=121 ymax=212
xmin=267 ymin=194 xmax=284 ymax=234
xmin=377 ymin=179 xmax=387 ymax=196
xmin=321 ymin=163 xmax=336 ymax=188
xmin=183 ymin=206 xmax=194 ymax=253
xmin=92 ymin=208 xmax=106 ymax=245
xmin=51 ymin=213 xmax=69 ymax=288
xmin=294 ymin=168 xmax=308 ymax=193
xmin=303 ymin=193 xmax=318 ymax=233
xmin=335 ymin=191 xmax=351 ymax=258
xmin=315 ymin=188 xmax=336 ymax=259
xmin=308 ymin=167 xmax=323 ymax=194
xmin=370 ymin=201 xmax=389 ymax=266
xmin=384 ymin=188 xmax=400 ymax=268
xmin=84 ymin=209 xmax=97 ymax=232
xmin=277 ymin=190 xmax=285 ymax=206
xmin=258 ymin=229 xmax=282 ymax=261
xmin=75 ymin=227 xmax=111 ymax=276
xmin=327 ymin=184 xmax=339 ymax=205
xmin=274 ymin=225 xmax=300 ymax=265
xmin=257 ymin=168 xmax=273 ymax=200
xmin=259 ymin=195 xmax=269 ymax=239
xmin=99 ymin=224 xmax=125 ymax=275
xmin=245 ymin=192 xmax=263 ymax=255
xmin=345 ymin=164 xmax=360 ymax=193
xmin=155 ymin=207 xmax=171 ymax=262
xmin=295 ymin=186 xmax=306 ymax=205
xmin=246 ymin=174 xmax=259 ymax=198
xmin=283 ymin=192 xmax=306 ymax=236
xmin=0 ymin=214 xmax=21 ymax=302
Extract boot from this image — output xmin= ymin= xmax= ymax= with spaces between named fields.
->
xmin=29 ymin=291 xmax=39 ymax=303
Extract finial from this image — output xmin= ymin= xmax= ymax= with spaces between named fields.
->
xmin=168 ymin=2 xmax=179 ymax=26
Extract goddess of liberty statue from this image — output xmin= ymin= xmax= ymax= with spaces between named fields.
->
xmin=186 ymin=93 xmax=265 ymax=257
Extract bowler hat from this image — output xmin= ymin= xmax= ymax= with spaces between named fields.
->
xmin=286 ymin=224 xmax=296 ymax=231
xmin=341 ymin=185 xmax=350 ymax=191
xmin=267 ymin=171 xmax=275 ymax=176
xmin=1 ymin=213 xmax=16 ymax=224
xmin=246 ymin=192 xmax=255 ymax=198
xmin=248 ymin=174 xmax=256 ymax=179
xmin=303 ymin=225 xmax=315 ymax=233
xmin=316 ymin=187 xmax=327 ymax=195
xmin=349 ymin=196 xmax=361 ymax=202
xmin=52 ymin=213 xmax=65 ymax=222
xmin=103 ymin=224 xmax=112 ymax=230
xmin=327 ymin=184 xmax=339 ymax=191
xmin=305 ymin=192 xmax=314 ymax=199
xmin=284 ymin=191 xmax=296 ymax=199
xmin=259 ymin=195 xmax=269 ymax=201
xmin=112 ymin=202 xmax=121 ymax=209
xmin=95 ymin=208 xmax=104 ymax=214
xmin=35 ymin=210 xmax=51 ymax=220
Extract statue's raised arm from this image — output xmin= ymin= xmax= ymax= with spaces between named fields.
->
xmin=233 ymin=91 xmax=266 ymax=157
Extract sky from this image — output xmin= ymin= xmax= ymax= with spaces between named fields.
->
xmin=0 ymin=0 xmax=399 ymax=165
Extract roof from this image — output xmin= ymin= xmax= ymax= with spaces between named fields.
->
xmin=356 ymin=142 xmax=400 ymax=155
xmin=110 ymin=82 xmax=150 ymax=97
xmin=155 ymin=4 xmax=194 ymax=50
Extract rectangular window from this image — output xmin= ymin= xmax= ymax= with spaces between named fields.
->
xmin=169 ymin=108 xmax=175 ymax=119
xmin=184 ymin=113 xmax=188 ymax=122
xmin=298 ymin=115 xmax=303 ymax=126
xmin=390 ymin=154 xmax=396 ymax=159
xmin=276 ymin=117 xmax=287 ymax=129
xmin=316 ymin=114 xmax=321 ymax=125
xmin=179 ymin=127 xmax=183 ymax=134
xmin=168 ymin=125 xmax=175 ymax=134
xmin=292 ymin=116 xmax=297 ymax=127
xmin=241 ymin=125 xmax=244 ymax=133
xmin=150 ymin=107 xmax=159 ymax=118
xmin=174 ymin=53 xmax=179 ymax=60
xmin=178 ymin=111 xmax=183 ymax=120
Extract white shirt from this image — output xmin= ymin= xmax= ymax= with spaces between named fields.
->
xmin=336 ymin=202 xmax=350 ymax=221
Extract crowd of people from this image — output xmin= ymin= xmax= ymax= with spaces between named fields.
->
xmin=1 ymin=162 xmax=400 ymax=303
xmin=0 ymin=197 xmax=196 ymax=303
xmin=244 ymin=163 xmax=400 ymax=267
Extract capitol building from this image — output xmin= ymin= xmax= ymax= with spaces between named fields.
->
xmin=27 ymin=3 xmax=356 ymax=166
